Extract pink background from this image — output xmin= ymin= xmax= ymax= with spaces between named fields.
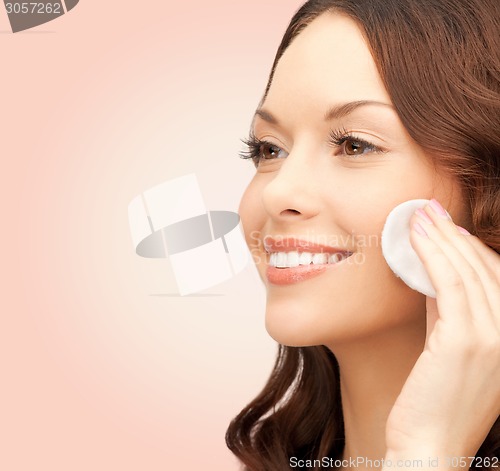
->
xmin=0 ymin=1 xmax=304 ymax=469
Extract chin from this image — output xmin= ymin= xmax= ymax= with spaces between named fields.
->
xmin=264 ymin=301 xmax=364 ymax=347
xmin=265 ymin=319 xmax=319 ymax=347
xmin=264 ymin=287 xmax=426 ymax=348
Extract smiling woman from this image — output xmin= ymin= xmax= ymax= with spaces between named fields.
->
xmin=225 ymin=0 xmax=500 ymax=470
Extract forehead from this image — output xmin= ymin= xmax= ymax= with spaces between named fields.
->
xmin=263 ymin=12 xmax=391 ymax=117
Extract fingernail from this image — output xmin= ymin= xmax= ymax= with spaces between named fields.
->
xmin=457 ymin=226 xmax=471 ymax=236
xmin=429 ymin=198 xmax=451 ymax=220
xmin=415 ymin=208 xmax=433 ymax=225
xmin=413 ymin=222 xmax=429 ymax=238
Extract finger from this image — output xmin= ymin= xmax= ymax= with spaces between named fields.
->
xmin=409 ymin=222 xmax=472 ymax=327
xmin=411 ymin=205 xmax=494 ymax=329
xmin=419 ymin=200 xmax=498 ymax=284
xmin=463 ymin=235 xmax=500 ymax=283
xmin=421 ymin=200 xmax=499 ymax=324
xmin=459 ymin=235 xmax=500 ymax=328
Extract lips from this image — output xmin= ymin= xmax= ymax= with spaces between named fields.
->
xmin=263 ymin=236 xmax=351 ymax=254
xmin=263 ymin=236 xmax=354 ymax=286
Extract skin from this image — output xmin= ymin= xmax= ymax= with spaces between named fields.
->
xmin=239 ymin=12 xmax=500 ymax=467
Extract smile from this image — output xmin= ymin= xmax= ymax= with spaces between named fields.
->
xmin=263 ymin=236 xmax=354 ymax=285
xmin=269 ymin=251 xmax=351 ymax=268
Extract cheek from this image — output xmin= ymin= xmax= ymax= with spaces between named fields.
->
xmin=324 ymin=187 xmax=390 ymax=246
xmin=239 ymin=179 xmax=267 ymax=249
xmin=326 ymin=164 xmax=441 ymax=246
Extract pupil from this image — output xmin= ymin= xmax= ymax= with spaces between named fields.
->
xmin=266 ymin=145 xmax=278 ymax=158
xmin=347 ymin=140 xmax=362 ymax=155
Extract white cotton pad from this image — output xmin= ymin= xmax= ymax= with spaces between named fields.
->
xmin=381 ymin=199 xmax=436 ymax=298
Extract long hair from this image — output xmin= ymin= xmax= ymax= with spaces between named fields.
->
xmin=226 ymin=1 xmax=500 ymax=469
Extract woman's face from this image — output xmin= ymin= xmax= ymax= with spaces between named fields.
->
xmin=239 ymin=12 xmax=467 ymax=347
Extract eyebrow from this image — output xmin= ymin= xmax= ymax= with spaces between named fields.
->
xmin=254 ymin=100 xmax=395 ymax=125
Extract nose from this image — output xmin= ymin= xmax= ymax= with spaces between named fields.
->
xmin=261 ymin=145 xmax=321 ymax=222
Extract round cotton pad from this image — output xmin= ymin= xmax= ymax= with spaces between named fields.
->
xmin=381 ymin=199 xmax=436 ymax=298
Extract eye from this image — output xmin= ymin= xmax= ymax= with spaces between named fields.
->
xmin=344 ymin=139 xmax=375 ymax=155
xmin=259 ymin=142 xmax=287 ymax=160
xmin=239 ymin=134 xmax=288 ymax=166
xmin=328 ymin=129 xmax=383 ymax=157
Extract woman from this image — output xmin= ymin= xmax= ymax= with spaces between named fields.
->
xmin=226 ymin=0 xmax=499 ymax=470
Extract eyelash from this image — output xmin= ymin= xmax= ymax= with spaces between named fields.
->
xmin=328 ymin=128 xmax=383 ymax=155
xmin=239 ymin=133 xmax=281 ymax=166
xmin=239 ymin=129 xmax=384 ymax=166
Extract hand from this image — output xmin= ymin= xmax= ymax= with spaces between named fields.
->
xmin=384 ymin=199 xmax=500 ymax=461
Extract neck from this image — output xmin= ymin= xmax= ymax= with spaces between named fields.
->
xmin=328 ymin=318 xmax=426 ymax=467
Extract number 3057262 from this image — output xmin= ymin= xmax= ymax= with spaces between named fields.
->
xmin=5 ymin=3 xmax=62 ymax=14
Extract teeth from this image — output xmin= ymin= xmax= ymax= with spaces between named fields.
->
xmin=276 ymin=252 xmax=287 ymax=268
xmin=299 ymin=252 xmax=313 ymax=265
xmin=269 ymin=253 xmax=277 ymax=266
xmin=287 ymin=251 xmax=300 ymax=267
xmin=312 ymin=253 xmax=328 ymax=265
xmin=269 ymin=251 xmax=349 ymax=268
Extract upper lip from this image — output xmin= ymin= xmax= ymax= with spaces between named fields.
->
xmin=264 ymin=236 xmax=352 ymax=254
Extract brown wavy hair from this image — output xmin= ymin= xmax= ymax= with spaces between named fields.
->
xmin=226 ymin=0 xmax=500 ymax=469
